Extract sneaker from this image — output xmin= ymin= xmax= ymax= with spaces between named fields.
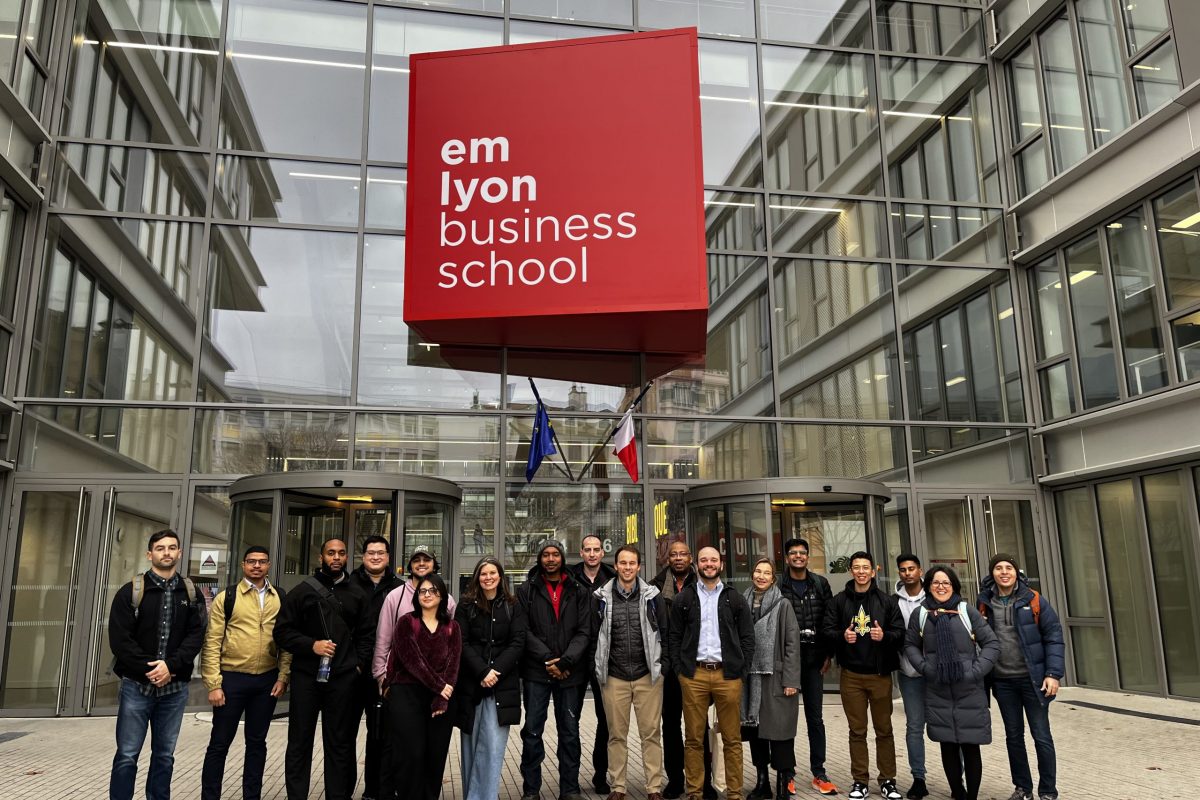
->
xmin=879 ymin=781 xmax=902 ymax=800
xmin=1006 ymin=792 xmax=1033 ymax=800
xmin=811 ymin=775 xmax=838 ymax=796
xmin=848 ymin=783 xmax=869 ymax=800
xmin=905 ymin=778 xmax=928 ymax=799
xmin=787 ymin=777 xmax=795 ymax=795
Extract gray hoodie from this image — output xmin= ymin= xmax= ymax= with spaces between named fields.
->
xmin=894 ymin=580 xmax=926 ymax=678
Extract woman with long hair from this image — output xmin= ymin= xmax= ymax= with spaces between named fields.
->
xmin=375 ymin=572 xmax=461 ymax=800
xmin=904 ymin=566 xmax=1000 ymax=800
xmin=454 ymin=557 xmax=527 ymax=800
xmin=741 ymin=557 xmax=802 ymax=800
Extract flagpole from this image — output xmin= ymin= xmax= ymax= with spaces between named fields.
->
xmin=577 ymin=381 xmax=653 ymax=479
xmin=528 ymin=378 xmax=575 ymax=482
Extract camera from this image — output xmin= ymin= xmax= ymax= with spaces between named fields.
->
xmin=799 ymin=629 xmax=817 ymax=644
xmin=333 ymin=479 xmax=344 ymax=487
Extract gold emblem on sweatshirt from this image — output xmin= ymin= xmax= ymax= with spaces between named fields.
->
xmin=852 ymin=604 xmax=871 ymax=636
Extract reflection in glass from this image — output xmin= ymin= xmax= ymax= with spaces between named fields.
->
xmin=923 ymin=498 xmax=980 ymax=602
xmin=1144 ymin=471 xmax=1200 ymax=698
xmin=876 ymin=2 xmax=983 ymax=57
xmin=506 ymin=353 xmax=638 ymax=413
xmin=369 ymin=7 xmax=502 ymax=164
xmin=1031 ymin=256 xmax=1066 ymax=358
xmin=781 ymin=423 xmax=905 ymax=480
xmin=193 ymin=408 xmax=349 ymax=473
xmin=459 ymin=486 xmax=496 ymax=561
xmin=1105 ymin=211 xmax=1167 ymax=394
xmin=0 ymin=4 xmax=20 ymax=84
xmin=56 ymin=145 xmax=208 ymax=218
xmin=1096 ymin=479 xmax=1161 ymax=692
xmin=1121 ymin=0 xmax=1171 ymax=54
xmin=879 ymin=59 xmax=987 ymax=179
xmin=1173 ymin=311 xmax=1200 ymax=381
xmin=20 ymin=405 xmax=189 ymax=473
xmin=774 ymin=258 xmax=891 ymax=364
xmin=763 ymin=47 xmax=877 ymax=196
xmin=1076 ymin=0 xmax=1129 ymax=147
xmin=508 ymin=415 xmax=636 ymax=480
xmin=1065 ymin=234 xmax=1119 ymax=408
xmin=704 ymin=284 xmax=772 ymax=413
xmin=651 ymin=490 xmax=686 ymax=574
xmin=205 ymin=227 xmax=355 ymax=404
xmin=698 ymin=39 xmax=761 ymax=187
xmin=706 ymin=191 xmax=765 ymax=252
xmin=1071 ymin=624 xmax=1118 ymax=688
xmin=1008 ymin=45 xmax=1042 ymax=143
xmin=1040 ymin=17 xmax=1088 ymax=172
xmin=891 ymin=203 xmax=1004 ymax=263
xmin=357 ymin=236 xmax=502 ymax=409
xmin=366 ymin=168 xmax=407 ymax=230
xmin=760 ymin=0 xmax=871 ymax=47
xmin=639 ymin=0 xmax=753 ymax=37
xmin=770 ymin=197 xmax=887 ymax=257
xmin=707 ymin=254 xmax=764 ymax=308
xmin=1016 ymin=138 xmax=1049 ymax=197
xmin=191 ymin=487 xmax=236 ymax=589
xmin=509 ymin=0 xmax=632 ymax=26
xmin=355 ymin=413 xmax=500 ymax=478
xmin=643 ymin=418 xmax=776 ymax=480
xmin=1132 ymin=42 xmax=1181 ymax=115
xmin=214 ymin=157 xmax=360 ymax=226
xmin=1153 ymin=180 xmax=1200 ymax=311
xmin=221 ymin=0 xmax=367 ymax=159
xmin=782 ymin=348 xmax=897 ymax=421
xmin=0 ymin=194 xmax=26 ymax=320
xmin=1054 ymin=486 xmax=1106 ymax=616
xmin=691 ymin=500 xmax=767 ymax=592
xmin=508 ymin=21 xmax=612 ymax=44
xmin=911 ymin=427 xmax=1030 ymax=485
xmin=1039 ymin=362 xmax=1075 ymax=419
xmin=986 ymin=499 xmax=1040 ymax=591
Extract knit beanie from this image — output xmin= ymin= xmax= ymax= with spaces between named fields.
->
xmin=989 ymin=552 xmax=1019 ymax=575
xmin=538 ymin=539 xmax=565 ymax=560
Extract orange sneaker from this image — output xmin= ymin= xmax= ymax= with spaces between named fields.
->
xmin=811 ymin=775 xmax=838 ymax=795
xmin=787 ymin=778 xmax=795 ymax=795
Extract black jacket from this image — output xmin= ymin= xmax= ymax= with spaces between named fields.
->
xmin=778 ymin=570 xmax=833 ymax=664
xmin=517 ymin=566 xmax=593 ymax=686
xmin=822 ymin=578 xmax=905 ymax=675
xmin=348 ymin=564 xmax=403 ymax=656
xmin=667 ymin=581 xmax=755 ymax=680
xmin=454 ymin=598 xmax=528 ymax=728
xmin=568 ymin=560 xmax=617 ymax=593
xmin=274 ymin=569 xmax=373 ymax=679
xmin=109 ymin=572 xmax=206 ymax=685
xmin=650 ymin=564 xmax=698 ymax=604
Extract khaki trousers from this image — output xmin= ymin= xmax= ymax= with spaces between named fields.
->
xmin=679 ymin=670 xmax=743 ymax=800
xmin=600 ymin=674 xmax=665 ymax=794
xmin=839 ymin=670 xmax=897 ymax=785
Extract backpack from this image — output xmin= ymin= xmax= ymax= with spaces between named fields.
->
xmin=918 ymin=601 xmax=974 ymax=640
xmin=978 ymin=589 xmax=1041 ymax=626
xmin=131 ymin=572 xmax=199 ymax=619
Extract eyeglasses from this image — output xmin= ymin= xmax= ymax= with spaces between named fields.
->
xmin=930 ymin=580 xmax=953 ymax=588
xmin=244 ymin=559 xmax=269 ymax=566
xmin=417 ymin=588 xmax=441 ymax=597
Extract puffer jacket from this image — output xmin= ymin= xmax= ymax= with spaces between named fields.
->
xmin=517 ymin=566 xmax=593 ymax=687
xmin=778 ymin=570 xmax=833 ymax=664
xmin=454 ymin=597 xmax=527 ymax=728
xmin=904 ymin=603 xmax=1000 ymax=744
xmin=977 ymin=575 xmax=1065 ymax=706
xmin=593 ymin=577 xmax=668 ymax=685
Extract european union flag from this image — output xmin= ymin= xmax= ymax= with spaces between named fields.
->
xmin=525 ymin=400 xmax=557 ymax=482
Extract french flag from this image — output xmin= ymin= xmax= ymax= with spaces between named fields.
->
xmin=612 ymin=410 xmax=638 ymax=483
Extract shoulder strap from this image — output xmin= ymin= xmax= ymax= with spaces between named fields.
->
xmin=131 ymin=573 xmax=145 ymax=619
xmin=957 ymin=601 xmax=974 ymax=639
xmin=182 ymin=576 xmax=197 ymax=604
xmin=918 ymin=606 xmax=928 ymax=635
xmin=224 ymin=584 xmax=238 ymax=623
xmin=1030 ymin=590 xmax=1041 ymax=625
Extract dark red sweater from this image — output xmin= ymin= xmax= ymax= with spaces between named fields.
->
xmin=387 ymin=612 xmax=462 ymax=713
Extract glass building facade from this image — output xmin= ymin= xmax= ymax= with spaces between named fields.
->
xmin=0 ymin=0 xmax=1198 ymax=715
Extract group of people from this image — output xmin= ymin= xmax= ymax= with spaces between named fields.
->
xmin=106 ymin=529 xmax=1064 ymax=800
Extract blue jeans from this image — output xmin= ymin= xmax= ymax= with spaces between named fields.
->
xmin=461 ymin=698 xmax=511 ymax=800
xmin=896 ymin=673 xmax=926 ymax=780
xmin=993 ymin=676 xmax=1057 ymax=798
xmin=110 ymin=678 xmax=190 ymax=800
xmin=520 ymin=680 xmax=582 ymax=797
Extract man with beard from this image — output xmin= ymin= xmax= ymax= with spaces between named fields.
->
xmin=274 ymin=538 xmax=372 ymax=800
xmin=668 ymin=546 xmax=754 ymax=800
xmin=568 ymin=534 xmax=617 ymax=794
xmin=346 ymin=536 xmax=403 ymax=800
xmin=518 ymin=539 xmax=593 ymax=800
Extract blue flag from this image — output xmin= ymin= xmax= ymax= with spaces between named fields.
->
xmin=525 ymin=401 xmax=557 ymax=482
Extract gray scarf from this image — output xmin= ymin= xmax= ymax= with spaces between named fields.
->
xmin=741 ymin=584 xmax=783 ymax=727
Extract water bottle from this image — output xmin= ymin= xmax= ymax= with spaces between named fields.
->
xmin=316 ymin=654 xmax=332 ymax=683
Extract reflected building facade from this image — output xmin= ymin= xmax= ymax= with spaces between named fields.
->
xmin=0 ymin=0 xmax=1198 ymax=715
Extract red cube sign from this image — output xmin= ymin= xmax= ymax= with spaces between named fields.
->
xmin=403 ymin=29 xmax=707 ymax=362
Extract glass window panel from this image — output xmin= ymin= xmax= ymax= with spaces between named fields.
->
xmin=781 ymin=347 xmax=898 ymax=421
xmin=699 ymin=39 xmax=761 ymax=188
xmin=507 ymin=20 xmax=610 ymax=44
xmin=773 ymin=257 xmax=892 ymax=364
xmin=770 ymin=196 xmax=888 ymax=258
xmin=54 ymin=145 xmax=208 ymax=217
xmin=365 ymin=167 xmax=406 ymax=230
xmin=691 ymin=500 xmax=769 ymax=592
xmin=1096 ymin=479 xmax=1162 ymax=692
xmin=1144 ymin=471 xmax=1200 ymax=698
xmin=1076 ymin=0 xmax=1130 ymax=147
xmin=1040 ymin=17 xmax=1088 ymax=172
xmin=506 ymin=353 xmax=639 ymax=413
xmin=651 ymin=490 xmax=686 ymax=575
xmin=509 ymin=0 xmax=632 ymax=26
xmin=946 ymin=90 xmax=998 ymax=204
xmin=1039 ymin=362 xmax=1075 ymax=419
xmin=1071 ymin=625 xmax=1118 ymax=688
xmin=1121 ymin=0 xmax=1171 ymax=54
xmin=1009 ymin=44 xmax=1042 ymax=141
xmin=385 ymin=0 xmax=501 ymax=10
xmin=1065 ymin=234 xmax=1120 ymax=408
xmin=877 ymin=2 xmax=983 ymax=57
xmin=507 ymin=416 xmax=632 ymax=480
xmin=764 ymin=47 xmax=878 ymax=195
xmin=192 ymin=408 xmax=349 ymax=472
xmin=639 ymin=0 xmax=752 ymax=36
xmin=214 ymin=157 xmax=360 ymax=226
xmin=19 ymin=404 xmax=189 ymax=473
xmin=357 ymin=236 xmax=501 ymax=408
xmin=457 ymin=486 xmax=497 ymax=564
xmin=911 ymin=427 xmax=1030 ymax=484
xmin=759 ymin=0 xmax=871 ymax=47
xmin=891 ymin=203 xmax=1005 ymax=263
xmin=781 ymin=423 xmax=906 ymax=480
xmin=1016 ymin=138 xmax=1049 ymax=197
xmin=0 ymin=193 xmax=25 ymax=319
xmin=1054 ymin=486 xmax=1107 ymax=616
xmin=698 ymin=285 xmax=773 ymax=414
xmin=706 ymin=253 xmax=763 ymax=307
xmin=879 ymin=57 xmax=981 ymax=153
xmin=204 ymin=227 xmax=355 ymax=404
xmin=354 ymin=413 xmax=500 ymax=478
xmin=368 ymin=8 xmax=502 ymax=164
xmin=1153 ymin=180 xmax=1200 ymax=310
xmin=1031 ymin=256 xmax=1066 ymax=359
xmin=503 ymin=484 xmax=643 ymax=588
xmin=643 ymin=418 xmax=777 ymax=480
xmin=189 ymin=487 xmax=233 ymax=591
xmin=1105 ymin=211 xmax=1167 ymax=394
xmin=1133 ymin=41 xmax=1181 ymax=115
xmin=0 ymin=1 xmax=19 ymax=83
xmin=705 ymin=191 xmax=765 ymax=252
xmin=1172 ymin=310 xmax=1200 ymax=382
xmin=940 ymin=310 xmax=968 ymax=419
xmin=221 ymin=0 xmax=367 ymax=159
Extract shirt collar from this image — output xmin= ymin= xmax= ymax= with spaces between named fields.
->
xmin=145 ymin=571 xmax=178 ymax=590
xmin=699 ymin=579 xmax=723 ymax=595
xmin=243 ymin=577 xmax=270 ymax=593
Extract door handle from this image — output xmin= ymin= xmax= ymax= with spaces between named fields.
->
xmin=56 ymin=487 xmax=88 ymax=716
xmin=83 ymin=488 xmax=119 ymax=714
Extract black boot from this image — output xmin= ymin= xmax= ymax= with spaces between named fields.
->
xmin=775 ymin=771 xmax=794 ymax=800
xmin=906 ymin=778 xmax=929 ymax=799
xmin=747 ymin=768 xmax=772 ymax=800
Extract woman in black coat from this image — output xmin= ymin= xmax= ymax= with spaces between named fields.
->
xmin=904 ymin=566 xmax=1000 ymax=800
xmin=454 ymin=557 xmax=527 ymax=800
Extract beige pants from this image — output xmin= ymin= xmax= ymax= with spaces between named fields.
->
xmin=680 ymin=670 xmax=744 ymax=800
xmin=600 ymin=673 xmax=666 ymax=794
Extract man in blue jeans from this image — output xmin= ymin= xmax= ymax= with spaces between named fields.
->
xmin=107 ymin=529 xmax=206 ymax=800
xmin=517 ymin=539 xmax=593 ymax=800
xmin=893 ymin=554 xmax=928 ymax=799
xmin=977 ymin=553 xmax=1065 ymax=800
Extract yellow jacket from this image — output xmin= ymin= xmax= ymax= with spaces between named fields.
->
xmin=201 ymin=580 xmax=292 ymax=690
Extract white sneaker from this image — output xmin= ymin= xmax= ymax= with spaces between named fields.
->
xmin=849 ymin=783 xmax=870 ymax=800
xmin=880 ymin=780 xmax=902 ymax=800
